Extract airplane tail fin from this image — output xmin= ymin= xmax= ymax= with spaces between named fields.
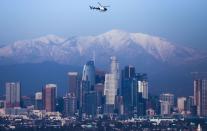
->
xmin=89 ymin=6 xmax=93 ymax=9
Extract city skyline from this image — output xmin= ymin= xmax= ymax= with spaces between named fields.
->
xmin=0 ymin=58 xmax=206 ymax=115
xmin=0 ymin=56 xmax=207 ymax=131
xmin=0 ymin=0 xmax=207 ymax=130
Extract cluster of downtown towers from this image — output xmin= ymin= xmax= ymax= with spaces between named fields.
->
xmin=4 ymin=56 xmax=207 ymax=118
xmin=61 ymin=56 xmax=148 ymax=117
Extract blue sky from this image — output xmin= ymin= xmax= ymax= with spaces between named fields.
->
xmin=0 ymin=0 xmax=207 ymax=49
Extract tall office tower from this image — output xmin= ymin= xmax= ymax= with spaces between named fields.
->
xmin=104 ymin=74 xmax=116 ymax=113
xmin=84 ymin=91 xmax=97 ymax=117
xmin=5 ymin=82 xmax=21 ymax=108
xmin=95 ymin=83 xmax=104 ymax=109
xmin=110 ymin=56 xmax=119 ymax=76
xmin=137 ymin=73 xmax=148 ymax=99
xmin=68 ymin=72 xmax=79 ymax=96
xmin=82 ymin=60 xmax=95 ymax=90
xmin=104 ymin=56 xmax=120 ymax=114
xmin=124 ymin=65 xmax=135 ymax=79
xmin=194 ymin=79 xmax=207 ymax=116
xmin=121 ymin=65 xmax=136 ymax=114
xmin=121 ymin=66 xmax=148 ymax=117
xmin=63 ymin=93 xmax=77 ymax=117
xmin=160 ymin=101 xmax=171 ymax=115
xmin=138 ymin=81 xmax=148 ymax=99
xmin=43 ymin=84 xmax=57 ymax=112
xmin=35 ymin=92 xmax=43 ymax=110
xmin=177 ymin=97 xmax=187 ymax=113
xmin=121 ymin=78 xmax=137 ymax=116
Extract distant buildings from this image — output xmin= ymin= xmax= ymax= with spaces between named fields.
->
xmin=160 ymin=93 xmax=174 ymax=115
xmin=177 ymin=97 xmax=187 ymax=113
xmin=160 ymin=93 xmax=174 ymax=107
xmin=43 ymin=84 xmax=57 ymax=112
xmin=63 ymin=93 xmax=77 ymax=117
xmin=160 ymin=101 xmax=171 ymax=115
xmin=5 ymin=56 xmax=203 ymax=119
xmin=121 ymin=65 xmax=148 ymax=117
xmin=5 ymin=82 xmax=21 ymax=108
xmin=35 ymin=92 xmax=43 ymax=110
xmin=194 ymin=79 xmax=207 ymax=116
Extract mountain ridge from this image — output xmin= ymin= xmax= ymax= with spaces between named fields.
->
xmin=0 ymin=29 xmax=205 ymax=66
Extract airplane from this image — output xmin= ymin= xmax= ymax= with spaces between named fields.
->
xmin=89 ymin=2 xmax=109 ymax=12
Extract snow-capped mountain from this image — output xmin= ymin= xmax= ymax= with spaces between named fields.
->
xmin=0 ymin=30 xmax=205 ymax=66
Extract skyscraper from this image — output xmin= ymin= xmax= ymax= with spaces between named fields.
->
xmin=194 ymin=79 xmax=207 ymax=116
xmin=104 ymin=56 xmax=120 ymax=114
xmin=104 ymin=74 xmax=117 ymax=113
xmin=43 ymin=84 xmax=57 ymax=112
xmin=124 ymin=65 xmax=135 ymax=79
xmin=84 ymin=91 xmax=97 ymax=117
xmin=138 ymin=81 xmax=148 ymax=99
xmin=121 ymin=78 xmax=137 ymax=116
xmin=81 ymin=60 xmax=96 ymax=116
xmin=68 ymin=72 xmax=79 ymax=96
xmin=121 ymin=66 xmax=148 ymax=117
xmin=82 ymin=60 xmax=95 ymax=90
xmin=137 ymin=73 xmax=148 ymax=99
xmin=110 ymin=57 xmax=120 ymax=89
xmin=5 ymin=82 xmax=21 ymax=108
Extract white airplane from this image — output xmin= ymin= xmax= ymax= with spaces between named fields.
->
xmin=89 ymin=2 xmax=109 ymax=12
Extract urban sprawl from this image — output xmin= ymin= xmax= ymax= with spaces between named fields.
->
xmin=0 ymin=56 xmax=206 ymax=131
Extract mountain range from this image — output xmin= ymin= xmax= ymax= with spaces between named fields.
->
xmin=0 ymin=29 xmax=206 ymax=96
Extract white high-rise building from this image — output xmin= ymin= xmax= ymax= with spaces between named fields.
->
xmin=104 ymin=74 xmax=117 ymax=105
xmin=110 ymin=56 xmax=119 ymax=78
xmin=138 ymin=80 xmax=148 ymax=99
xmin=5 ymin=82 xmax=21 ymax=108
xmin=104 ymin=56 xmax=120 ymax=113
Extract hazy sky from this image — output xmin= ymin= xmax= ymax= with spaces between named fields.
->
xmin=0 ymin=0 xmax=207 ymax=49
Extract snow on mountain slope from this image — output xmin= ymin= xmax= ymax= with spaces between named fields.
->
xmin=0 ymin=30 xmax=204 ymax=65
